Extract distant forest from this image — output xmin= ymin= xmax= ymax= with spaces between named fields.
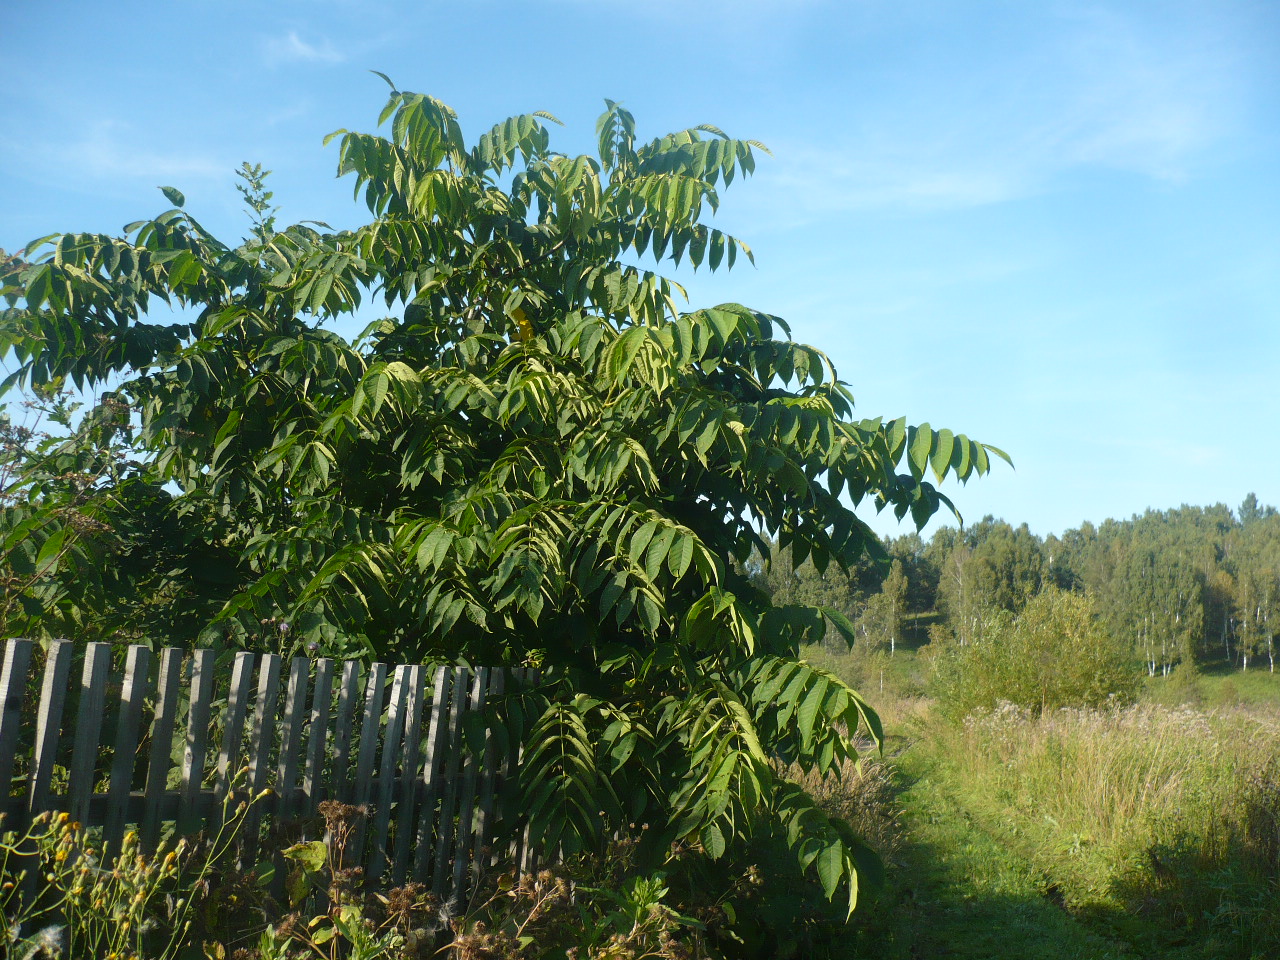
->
xmin=755 ymin=493 xmax=1279 ymax=675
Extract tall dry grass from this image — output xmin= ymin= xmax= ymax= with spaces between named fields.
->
xmin=957 ymin=703 xmax=1278 ymax=855
xmin=935 ymin=700 xmax=1280 ymax=954
xmin=782 ymin=757 xmax=904 ymax=869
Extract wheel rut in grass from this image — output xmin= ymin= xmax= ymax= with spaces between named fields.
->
xmin=853 ymin=747 xmax=1139 ymax=960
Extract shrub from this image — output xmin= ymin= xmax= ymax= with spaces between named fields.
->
xmin=4 ymin=780 xmax=891 ymax=960
xmin=929 ymin=588 xmax=1138 ymax=717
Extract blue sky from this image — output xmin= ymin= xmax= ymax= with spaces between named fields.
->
xmin=2 ymin=0 xmax=1277 ymax=539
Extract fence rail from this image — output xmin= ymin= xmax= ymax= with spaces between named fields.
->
xmin=0 ymin=639 xmax=533 ymax=901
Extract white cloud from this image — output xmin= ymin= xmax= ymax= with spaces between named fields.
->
xmin=753 ymin=2 xmax=1241 ymax=220
xmin=1048 ymin=4 xmax=1231 ymax=178
xmin=553 ymin=0 xmax=829 ymax=9
xmin=262 ymin=99 xmax=316 ymax=127
xmin=263 ymin=30 xmax=345 ymax=65
xmin=24 ymin=119 xmax=227 ymax=184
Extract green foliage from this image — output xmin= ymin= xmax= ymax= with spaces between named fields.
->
xmin=930 ymin=588 xmax=1139 ymax=717
xmin=1081 ymin=512 xmax=1208 ymax=676
xmin=927 ymin=518 xmax=1046 ymax=646
xmin=0 ymin=388 xmax=234 ymax=643
xmin=749 ymin=536 xmax=883 ymax=614
xmin=907 ymin=499 xmax=1280 ymax=681
xmin=855 ymin=559 xmax=907 ymax=655
xmin=234 ymin=162 xmax=280 ymax=245
xmin=0 ymin=87 xmax=1006 ymax=914
xmin=1045 ymin=502 xmax=1276 ymax=675
xmin=1228 ymin=512 xmax=1280 ymax=671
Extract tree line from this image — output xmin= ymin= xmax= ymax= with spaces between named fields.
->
xmin=755 ymin=494 xmax=1280 ymax=675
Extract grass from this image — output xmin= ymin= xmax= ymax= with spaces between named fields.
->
xmin=846 ymin=748 xmax=1139 ymax=960
xmin=928 ymin=701 xmax=1280 ymax=957
xmin=1143 ymin=660 xmax=1280 ymax=711
xmin=809 ymin=646 xmax=1280 ymax=959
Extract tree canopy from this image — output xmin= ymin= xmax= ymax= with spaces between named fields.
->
xmin=0 ymin=84 xmax=1008 ymax=915
xmin=772 ymin=498 xmax=1279 ymax=686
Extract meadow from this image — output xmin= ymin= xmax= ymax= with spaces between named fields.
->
xmin=806 ymin=643 xmax=1280 ymax=960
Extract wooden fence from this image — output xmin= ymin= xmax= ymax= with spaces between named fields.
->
xmin=0 ymin=638 xmax=535 ymax=902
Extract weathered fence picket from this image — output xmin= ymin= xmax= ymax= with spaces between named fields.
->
xmin=67 ymin=643 xmax=110 ymax=827
xmin=26 ymin=639 xmax=71 ymax=821
xmin=0 ymin=640 xmax=35 ymax=808
xmin=179 ymin=648 xmax=215 ymax=832
xmin=213 ymin=651 xmax=255 ymax=829
xmin=0 ymin=639 xmax=535 ymax=903
xmin=431 ymin=666 xmax=470 ymax=897
xmin=142 ymin=647 xmax=182 ymax=849
xmin=303 ymin=657 xmax=334 ymax=812
xmin=414 ymin=665 xmax=453 ymax=878
xmin=104 ymin=644 xmax=151 ymax=856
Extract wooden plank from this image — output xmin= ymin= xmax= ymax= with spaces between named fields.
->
xmin=413 ymin=665 xmax=453 ymax=878
xmin=302 ymin=658 xmax=334 ymax=814
xmin=0 ymin=639 xmax=35 ymax=817
xmin=451 ymin=668 xmax=489 ymax=900
xmin=274 ymin=657 xmax=309 ymax=819
xmin=507 ymin=667 xmax=527 ymax=870
xmin=25 ymin=640 xmax=73 ymax=822
xmin=141 ymin=648 xmax=183 ymax=851
xmin=471 ymin=669 xmax=505 ymax=875
xmin=66 ymin=643 xmax=111 ymax=826
xmin=265 ymin=656 xmax=308 ymax=907
xmin=104 ymin=645 xmax=153 ymax=856
xmin=330 ymin=661 xmax=360 ymax=802
xmin=351 ymin=663 xmax=388 ymax=806
xmin=16 ymin=642 xmax=69 ymax=906
xmin=431 ymin=667 xmax=470 ymax=897
xmin=179 ymin=649 xmax=216 ymax=832
xmin=516 ymin=668 xmax=537 ymax=876
xmin=246 ymin=656 xmax=283 ymax=795
xmin=391 ymin=664 xmax=426 ymax=882
xmin=213 ymin=651 xmax=255 ymax=827
xmin=348 ymin=661 xmax=387 ymax=866
xmin=366 ymin=665 xmax=408 ymax=884
xmin=240 ymin=654 xmax=282 ymax=866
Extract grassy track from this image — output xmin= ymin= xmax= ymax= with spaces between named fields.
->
xmin=850 ymin=746 xmax=1137 ymax=960
xmin=809 ymin=644 xmax=1280 ymax=959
